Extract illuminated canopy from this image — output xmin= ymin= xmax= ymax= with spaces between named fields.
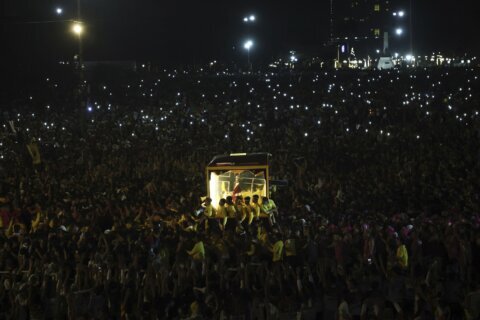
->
xmin=207 ymin=152 xmax=270 ymax=167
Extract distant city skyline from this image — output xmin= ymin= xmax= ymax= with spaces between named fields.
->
xmin=0 ymin=0 xmax=477 ymax=66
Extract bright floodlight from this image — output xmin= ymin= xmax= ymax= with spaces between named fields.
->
xmin=398 ymin=11 xmax=405 ymax=17
xmin=72 ymin=23 xmax=83 ymax=35
xmin=249 ymin=15 xmax=255 ymax=21
xmin=244 ymin=40 xmax=253 ymax=50
xmin=376 ymin=49 xmax=380 ymax=54
xmin=406 ymin=54 xmax=413 ymax=61
xmin=243 ymin=17 xmax=249 ymax=22
xmin=392 ymin=12 xmax=397 ymax=16
xmin=395 ymin=28 xmax=403 ymax=35
xmin=56 ymin=7 xmax=63 ymax=15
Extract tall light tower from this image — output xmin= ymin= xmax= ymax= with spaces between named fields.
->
xmin=244 ymin=40 xmax=253 ymax=71
xmin=392 ymin=7 xmax=413 ymax=56
xmin=409 ymin=0 xmax=413 ymax=54
xmin=72 ymin=22 xmax=84 ymax=70
xmin=73 ymin=0 xmax=87 ymax=136
xmin=329 ymin=0 xmax=334 ymax=43
xmin=76 ymin=0 xmax=83 ymax=69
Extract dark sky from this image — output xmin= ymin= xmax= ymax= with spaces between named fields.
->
xmin=1 ymin=0 xmax=478 ymax=65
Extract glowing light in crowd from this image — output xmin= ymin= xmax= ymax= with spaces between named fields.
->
xmin=395 ymin=28 xmax=403 ymax=35
xmin=56 ymin=7 xmax=63 ymax=15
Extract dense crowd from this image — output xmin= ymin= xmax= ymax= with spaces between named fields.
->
xmin=0 ymin=64 xmax=479 ymax=319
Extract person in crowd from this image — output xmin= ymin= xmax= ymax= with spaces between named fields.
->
xmin=261 ymin=196 xmax=278 ymax=224
xmin=243 ymin=196 xmax=255 ymax=225
xmin=216 ymin=198 xmax=227 ymax=231
xmin=200 ymin=197 xmax=215 ymax=232
xmin=224 ymin=196 xmax=237 ymax=233
xmin=396 ymin=238 xmax=409 ymax=270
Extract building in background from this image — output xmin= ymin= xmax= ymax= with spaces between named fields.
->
xmin=330 ymin=0 xmax=411 ymax=59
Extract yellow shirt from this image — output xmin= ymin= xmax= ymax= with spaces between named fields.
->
xmin=244 ymin=205 xmax=254 ymax=224
xmin=190 ymin=301 xmax=200 ymax=317
xmin=216 ymin=205 xmax=226 ymax=219
xmin=188 ymin=241 xmax=205 ymax=260
xmin=257 ymin=226 xmax=268 ymax=244
xmin=31 ymin=212 xmax=42 ymax=232
xmin=272 ymin=240 xmax=284 ymax=262
xmin=237 ymin=204 xmax=250 ymax=222
xmin=226 ymin=204 xmax=237 ymax=219
xmin=396 ymin=244 xmax=408 ymax=269
xmin=250 ymin=203 xmax=261 ymax=218
xmin=261 ymin=199 xmax=277 ymax=213
xmin=203 ymin=204 xmax=216 ymax=218
xmin=285 ymin=239 xmax=296 ymax=257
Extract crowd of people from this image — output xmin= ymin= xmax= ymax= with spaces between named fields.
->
xmin=0 ymin=64 xmax=479 ymax=319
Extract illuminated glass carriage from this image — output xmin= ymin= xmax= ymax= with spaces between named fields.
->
xmin=206 ymin=153 xmax=270 ymax=205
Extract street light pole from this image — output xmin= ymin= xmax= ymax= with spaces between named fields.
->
xmin=244 ymin=40 xmax=253 ymax=72
xmin=409 ymin=0 xmax=413 ymax=53
xmin=77 ymin=0 xmax=83 ymax=69
xmin=75 ymin=0 xmax=86 ymax=136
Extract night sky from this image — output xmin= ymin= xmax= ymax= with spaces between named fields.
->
xmin=1 ymin=0 xmax=478 ymax=65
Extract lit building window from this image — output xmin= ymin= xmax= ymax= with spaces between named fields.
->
xmin=374 ymin=28 xmax=380 ymax=36
xmin=374 ymin=4 xmax=380 ymax=11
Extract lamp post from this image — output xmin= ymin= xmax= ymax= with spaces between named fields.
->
xmin=76 ymin=0 xmax=83 ymax=70
xmin=72 ymin=22 xmax=84 ymax=69
xmin=409 ymin=0 xmax=413 ymax=54
xmin=73 ymin=0 xmax=86 ymax=136
xmin=393 ymin=7 xmax=413 ymax=56
xmin=244 ymin=40 xmax=253 ymax=71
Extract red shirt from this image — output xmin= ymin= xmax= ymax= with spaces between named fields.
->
xmin=0 ymin=209 xmax=9 ymax=227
